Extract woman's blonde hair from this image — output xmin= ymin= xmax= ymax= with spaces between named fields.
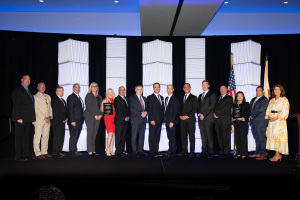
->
xmin=88 ymin=82 xmax=98 ymax=94
xmin=106 ymin=88 xmax=115 ymax=100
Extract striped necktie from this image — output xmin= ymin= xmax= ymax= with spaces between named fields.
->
xmin=43 ymin=94 xmax=48 ymax=107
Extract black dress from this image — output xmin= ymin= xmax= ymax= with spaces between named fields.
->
xmin=233 ymin=102 xmax=251 ymax=157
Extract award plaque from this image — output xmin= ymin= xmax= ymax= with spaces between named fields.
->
xmin=104 ymin=103 xmax=113 ymax=115
xmin=233 ymin=106 xmax=242 ymax=119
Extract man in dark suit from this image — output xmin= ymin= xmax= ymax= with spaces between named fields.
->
xmin=146 ymin=82 xmax=165 ymax=157
xmin=214 ymin=85 xmax=233 ymax=158
xmin=129 ymin=84 xmax=148 ymax=157
xmin=67 ymin=83 xmax=84 ymax=157
xmin=249 ymin=86 xmax=269 ymax=160
xmin=197 ymin=80 xmax=216 ymax=158
xmin=164 ymin=84 xmax=179 ymax=157
xmin=178 ymin=83 xmax=198 ymax=157
xmin=114 ymin=86 xmax=130 ymax=157
xmin=12 ymin=75 xmax=36 ymax=161
xmin=51 ymin=86 xmax=68 ymax=158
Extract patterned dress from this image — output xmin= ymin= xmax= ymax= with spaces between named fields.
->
xmin=265 ymin=97 xmax=289 ymax=155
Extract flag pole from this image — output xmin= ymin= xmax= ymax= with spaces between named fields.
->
xmin=231 ymin=53 xmax=236 ymax=156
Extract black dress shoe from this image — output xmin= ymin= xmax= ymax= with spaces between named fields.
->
xmin=92 ymin=152 xmax=100 ymax=156
xmin=155 ymin=153 xmax=163 ymax=157
xmin=197 ymin=153 xmax=207 ymax=157
xmin=123 ymin=152 xmax=129 ymax=156
xmin=116 ymin=153 xmax=124 ymax=157
xmin=53 ymin=154 xmax=64 ymax=158
xmin=69 ymin=153 xmax=79 ymax=157
xmin=188 ymin=153 xmax=195 ymax=157
xmin=177 ymin=153 xmax=188 ymax=157
xmin=138 ymin=152 xmax=146 ymax=157
xmin=168 ymin=153 xmax=175 ymax=157
xmin=75 ymin=152 xmax=83 ymax=156
xmin=207 ymin=154 xmax=213 ymax=158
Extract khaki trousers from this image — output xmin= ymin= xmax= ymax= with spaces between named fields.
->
xmin=33 ymin=122 xmax=50 ymax=156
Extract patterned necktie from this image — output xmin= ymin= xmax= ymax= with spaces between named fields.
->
xmin=140 ymin=96 xmax=144 ymax=112
xmin=165 ymin=96 xmax=169 ymax=108
xmin=183 ymin=95 xmax=187 ymax=104
xmin=123 ymin=96 xmax=127 ymax=106
xmin=218 ymin=95 xmax=223 ymax=103
xmin=157 ymin=94 xmax=162 ymax=105
xmin=78 ymin=95 xmax=84 ymax=108
xmin=43 ymin=94 xmax=48 ymax=107
xmin=201 ymin=92 xmax=205 ymax=102
xmin=60 ymin=97 xmax=65 ymax=106
xmin=251 ymin=97 xmax=259 ymax=112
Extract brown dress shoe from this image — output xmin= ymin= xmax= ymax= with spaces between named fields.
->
xmin=256 ymin=156 xmax=267 ymax=160
xmin=36 ymin=155 xmax=45 ymax=159
xmin=42 ymin=154 xmax=52 ymax=158
xmin=249 ymin=154 xmax=260 ymax=158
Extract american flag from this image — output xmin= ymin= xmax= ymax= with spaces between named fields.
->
xmin=228 ymin=64 xmax=236 ymax=101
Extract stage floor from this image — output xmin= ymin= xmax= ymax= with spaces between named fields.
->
xmin=1 ymin=152 xmax=300 ymax=200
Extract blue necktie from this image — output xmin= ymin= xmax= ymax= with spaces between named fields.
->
xmin=183 ymin=95 xmax=187 ymax=104
xmin=26 ymin=88 xmax=33 ymax=102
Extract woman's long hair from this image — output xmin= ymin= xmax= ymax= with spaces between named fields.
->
xmin=234 ymin=91 xmax=246 ymax=104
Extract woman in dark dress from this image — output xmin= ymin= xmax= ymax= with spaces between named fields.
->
xmin=232 ymin=91 xmax=251 ymax=159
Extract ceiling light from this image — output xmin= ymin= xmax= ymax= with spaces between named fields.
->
xmin=39 ymin=0 xmax=44 ymax=2
xmin=284 ymin=1 xmax=288 ymax=3
xmin=224 ymin=1 xmax=229 ymax=4
xmin=114 ymin=0 xmax=118 ymax=3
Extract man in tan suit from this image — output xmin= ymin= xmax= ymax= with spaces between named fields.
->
xmin=32 ymin=82 xmax=53 ymax=159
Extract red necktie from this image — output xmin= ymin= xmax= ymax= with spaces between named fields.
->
xmin=140 ymin=96 xmax=144 ymax=111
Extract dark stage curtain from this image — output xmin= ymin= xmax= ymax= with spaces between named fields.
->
xmin=1 ymin=30 xmax=300 ymax=157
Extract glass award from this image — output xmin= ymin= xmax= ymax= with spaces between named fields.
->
xmin=233 ymin=106 xmax=242 ymax=119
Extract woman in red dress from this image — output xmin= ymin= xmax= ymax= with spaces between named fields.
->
xmin=101 ymin=88 xmax=116 ymax=156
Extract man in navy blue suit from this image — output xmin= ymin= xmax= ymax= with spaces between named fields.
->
xmin=249 ymin=86 xmax=269 ymax=160
xmin=146 ymin=82 xmax=165 ymax=157
xmin=67 ymin=83 xmax=84 ymax=157
xmin=129 ymin=84 xmax=148 ymax=157
xmin=164 ymin=84 xmax=179 ymax=157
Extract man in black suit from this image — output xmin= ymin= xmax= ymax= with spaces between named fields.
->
xmin=12 ymin=75 xmax=36 ymax=161
xmin=178 ymin=83 xmax=198 ymax=157
xmin=197 ymin=80 xmax=216 ymax=158
xmin=129 ymin=84 xmax=148 ymax=157
xmin=67 ymin=83 xmax=84 ymax=157
xmin=214 ymin=85 xmax=233 ymax=158
xmin=114 ymin=86 xmax=130 ymax=157
xmin=51 ymin=86 xmax=68 ymax=158
xmin=164 ymin=84 xmax=179 ymax=157
xmin=146 ymin=82 xmax=165 ymax=157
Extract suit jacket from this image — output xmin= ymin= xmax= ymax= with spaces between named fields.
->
xmin=129 ymin=94 xmax=147 ymax=124
xmin=197 ymin=90 xmax=216 ymax=121
xmin=249 ymin=95 xmax=269 ymax=126
xmin=233 ymin=102 xmax=251 ymax=123
xmin=214 ymin=94 xmax=233 ymax=125
xmin=83 ymin=93 xmax=103 ymax=120
xmin=146 ymin=93 xmax=165 ymax=124
xmin=11 ymin=85 xmax=35 ymax=122
xmin=51 ymin=95 xmax=68 ymax=125
xmin=164 ymin=94 xmax=179 ymax=125
xmin=32 ymin=93 xmax=53 ymax=125
xmin=178 ymin=93 xmax=198 ymax=122
xmin=67 ymin=93 xmax=84 ymax=125
xmin=114 ymin=95 xmax=129 ymax=124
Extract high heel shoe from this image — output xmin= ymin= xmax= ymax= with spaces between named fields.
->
xmin=105 ymin=148 xmax=111 ymax=156
xmin=110 ymin=148 xmax=115 ymax=156
xmin=270 ymin=156 xmax=282 ymax=162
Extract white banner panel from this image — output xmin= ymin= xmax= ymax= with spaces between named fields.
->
xmin=106 ymin=58 xmax=127 ymax=78
xmin=231 ymin=40 xmax=261 ymax=65
xmin=58 ymin=63 xmax=89 ymax=86
xmin=234 ymin=63 xmax=261 ymax=86
xmin=143 ymin=39 xmax=173 ymax=65
xmin=186 ymin=38 xmax=205 ymax=59
xmin=107 ymin=37 xmax=127 ymax=58
xmin=58 ymin=39 xmax=89 ymax=64
xmin=143 ymin=63 xmax=173 ymax=86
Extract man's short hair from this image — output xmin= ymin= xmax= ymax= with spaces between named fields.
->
xmin=153 ymin=82 xmax=160 ymax=88
xmin=202 ymin=80 xmax=210 ymax=85
xmin=183 ymin=83 xmax=191 ymax=87
xmin=220 ymin=85 xmax=228 ymax=88
xmin=37 ymin=82 xmax=45 ymax=87
xmin=56 ymin=86 xmax=64 ymax=91
xmin=256 ymin=86 xmax=264 ymax=90
xmin=21 ymin=75 xmax=30 ymax=79
xmin=73 ymin=83 xmax=80 ymax=88
xmin=135 ymin=84 xmax=143 ymax=89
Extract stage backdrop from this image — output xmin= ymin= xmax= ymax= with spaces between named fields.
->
xmin=1 ymin=30 xmax=300 ymax=157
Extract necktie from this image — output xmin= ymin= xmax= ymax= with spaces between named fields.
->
xmin=157 ymin=94 xmax=162 ymax=105
xmin=218 ymin=95 xmax=223 ymax=103
xmin=43 ymin=94 xmax=48 ymax=107
xmin=26 ymin=88 xmax=33 ymax=102
xmin=140 ymin=96 xmax=144 ymax=111
xmin=123 ymin=96 xmax=127 ymax=106
xmin=78 ymin=95 xmax=84 ymax=108
xmin=183 ymin=95 xmax=187 ymax=104
xmin=165 ymin=96 xmax=169 ymax=108
xmin=251 ymin=97 xmax=259 ymax=112
xmin=201 ymin=92 xmax=205 ymax=102
xmin=60 ymin=97 xmax=65 ymax=106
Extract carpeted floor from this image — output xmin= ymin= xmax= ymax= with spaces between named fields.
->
xmin=1 ymin=152 xmax=299 ymax=200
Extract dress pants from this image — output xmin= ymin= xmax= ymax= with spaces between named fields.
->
xmin=198 ymin=118 xmax=214 ymax=154
xmin=166 ymin=125 xmax=177 ymax=154
xmin=180 ymin=119 xmax=195 ymax=154
xmin=215 ymin=121 xmax=231 ymax=155
xmin=251 ymin=121 xmax=267 ymax=156
xmin=234 ymin=121 xmax=249 ymax=156
xmin=33 ymin=122 xmax=50 ymax=156
xmin=52 ymin=122 xmax=66 ymax=156
xmin=14 ymin=122 xmax=33 ymax=159
xmin=149 ymin=122 xmax=162 ymax=154
xmin=68 ymin=122 xmax=83 ymax=153
xmin=131 ymin=119 xmax=146 ymax=155
xmin=85 ymin=117 xmax=100 ymax=153
xmin=115 ymin=123 xmax=128 ymax=154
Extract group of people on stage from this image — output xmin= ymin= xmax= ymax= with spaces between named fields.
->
xmin=12 ymin=75 xmax=290 ymax=162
